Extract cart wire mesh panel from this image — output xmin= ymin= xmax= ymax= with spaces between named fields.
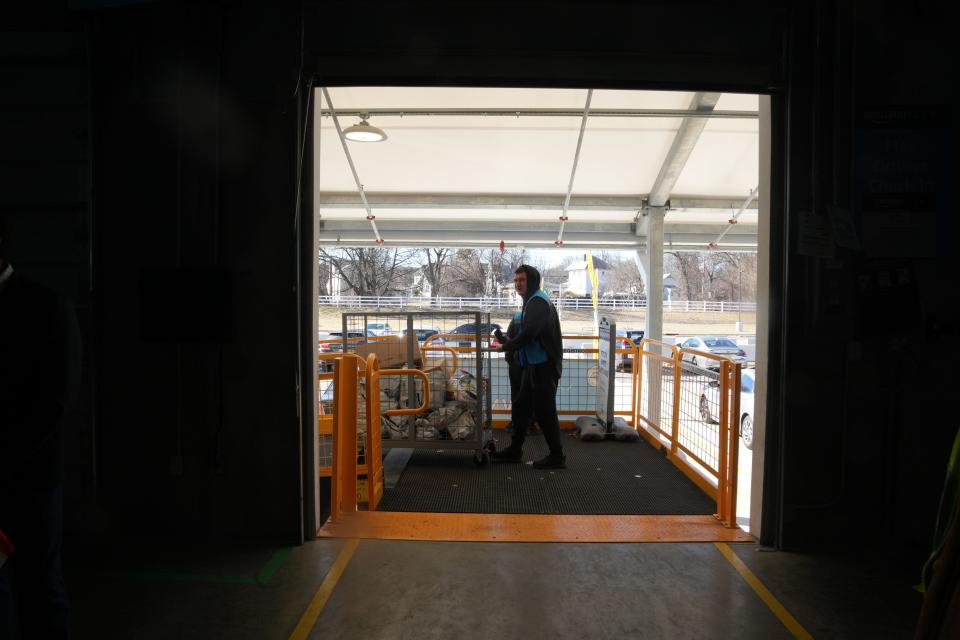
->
xmin=337 ymin=311 xmax=496 ymax=463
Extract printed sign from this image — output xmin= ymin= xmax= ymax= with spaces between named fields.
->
xmin=595 ymin=316 xmax=616 ymax=427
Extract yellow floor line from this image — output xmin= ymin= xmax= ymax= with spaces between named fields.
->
xmin=288 ymin=538 xmax=359 ymax=640
xmin=714 ymin=543 xmax=814 ymax=640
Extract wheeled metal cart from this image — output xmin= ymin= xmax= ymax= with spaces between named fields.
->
xmin=336 ymin=310 xmax=497 ymax=464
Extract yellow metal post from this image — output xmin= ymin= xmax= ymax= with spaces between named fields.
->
xmin=329 ymin=355 xmax=366 ymax=519
xmin=329 ymin=359 xmax=342 ymax=523
xmin=635 ymin=340 xmax=645 ymax=433
xmin=365 ymin=354 xmax=382 ymax=510
xmin=338 ymin=356 xmax=358 ymax=515
xmin=726 ymin=363 xmax=742 ymax=528
xmin=716 ymin=360 xmax=730 ymax=525
xmin=671 ymin=348 xmax=682 ymax=458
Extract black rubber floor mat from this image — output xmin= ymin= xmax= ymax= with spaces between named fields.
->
xmin=377 ymin=431 xmax=716 ymax=515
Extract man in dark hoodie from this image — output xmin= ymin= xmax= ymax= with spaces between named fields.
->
xmin=492 ymin=264 xmax=565 ymax=469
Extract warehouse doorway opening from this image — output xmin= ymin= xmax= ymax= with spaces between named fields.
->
xmin=308 ymin=86 xmax=770 ymax=541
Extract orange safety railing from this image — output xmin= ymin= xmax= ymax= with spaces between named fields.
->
xmin=323 ymin=333 xmax=738 ymax=526
xmin=318 ymin=352 xmax=368 ymax=478
xmin=328 ymin=354 xmax=430 ymax=523
xmin=320 ymin=340 xmax=457 ymax=478
xmin=634 ymin=338 xmax=742 ymax=527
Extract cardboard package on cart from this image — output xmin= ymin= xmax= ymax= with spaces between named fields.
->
xmin=355 ymin=335 xmax=422 ymax=369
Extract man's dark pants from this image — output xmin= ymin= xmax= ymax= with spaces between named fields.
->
xmin=0 ymin=486 xmax=71 ymax=639
xmin=508 ymin=362 xmax=564 ymax=459
xmin=508 ymin=364 xmax=522 ymax=403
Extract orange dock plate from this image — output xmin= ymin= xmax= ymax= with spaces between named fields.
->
xmin=319 ymin=512 xmax=753 ymax=543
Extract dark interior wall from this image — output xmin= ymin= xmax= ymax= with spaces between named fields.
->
xmin=0 ymin=10 xmax=96 ymax=530
xmin=777 ymin=1 xmax=953 ymax=567
xmin=87 ymin=2 xmax=305 ymax=541
xmin=307 ymin=1 xmax=788 ymax=91
xmin=3 ymin=1 xmax=952 ymax=556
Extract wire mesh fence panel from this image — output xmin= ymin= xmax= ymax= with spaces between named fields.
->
xmin=318 ymin=372 xmax=334 ymax=475
xmin=614 ymin=340 xmax=640 ymax=422
xmin=486 ymin=336 xmax=639 ymax=427
xmin=557 ymin=339 xmax=602 ymax=418
xmin=319 ymin=434 xmax=332 ymax=474
xmin=675 ymin=361 xmax=722 ymax=475
xmin=637 ymin=343 xmax=678 ymax=444
xmin=317 ymin=358 xmax=366 ymax=477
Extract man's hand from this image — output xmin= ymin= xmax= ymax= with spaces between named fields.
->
xmin=493 ymin=328 xmax=507 ymax=351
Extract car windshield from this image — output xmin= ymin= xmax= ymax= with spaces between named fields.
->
xmin=704 ymin=338 xmax=738 ymax=348
xmin=741 ymin=372 xmax=754 ymax=393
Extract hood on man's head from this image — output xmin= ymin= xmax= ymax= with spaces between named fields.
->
xmin=516 ymin=264 xmax=542 ymax=295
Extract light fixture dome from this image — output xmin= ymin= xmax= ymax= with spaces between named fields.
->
xmin=343 ymin=116 xmax=387 ymax=142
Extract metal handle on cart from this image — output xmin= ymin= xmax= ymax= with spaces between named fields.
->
xmin=420 ymin=345 xmax=458 ymax=376
xmin=374 ymin=369 xmax=431 ymax=416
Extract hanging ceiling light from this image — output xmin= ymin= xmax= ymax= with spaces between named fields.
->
xmin=343 ymin=114 xmax=387 ymax=142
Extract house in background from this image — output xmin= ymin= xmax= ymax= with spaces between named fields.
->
xmin=564 ymin=255 xmax=611 ymax=296
xmin=663 ymin=273 xmax=679 ymax=301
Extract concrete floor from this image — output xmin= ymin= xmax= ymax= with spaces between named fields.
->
xmin=57 ymin=535 xmax=921 ymax=639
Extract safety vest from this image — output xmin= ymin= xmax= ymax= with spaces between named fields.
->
xmin=519 ymin=290 xmax=550 ymax=367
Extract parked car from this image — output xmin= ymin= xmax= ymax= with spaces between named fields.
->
xmin=319 ymin=330 xmax=366 ymax=352
xmin=451 ymin=322 xmax=504 ymax=347
xmin=616 ymin=328 xmax=645 ymax=372
xmin=366 ymin=321 xmax=395 ymax=336
xmin=678 ymin=336 xmax=748 ymax=369
xmin=403 ymin=327 xmax=443 ymax=345
xmin=734 ymin=335 xmax=756 ymax=363
xmin=699 ymin=369 xmax=755 ymax=450
xmin=318 ymin=330 xmax=367 ymax=371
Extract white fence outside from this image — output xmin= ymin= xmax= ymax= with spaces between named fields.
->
xmin=318 ymin=295 xmax=757 ymax=313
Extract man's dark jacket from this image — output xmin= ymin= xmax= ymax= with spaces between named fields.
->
xmin=502 ymin=266 xmax=563 ymax=379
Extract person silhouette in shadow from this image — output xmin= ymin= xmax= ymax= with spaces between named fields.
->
xmin=0 ymin=216 xmax=82 ymax=639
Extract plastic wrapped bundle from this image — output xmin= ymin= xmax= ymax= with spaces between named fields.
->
xmin=575 ymin=416 xmax=606 ymax=441
xmin=611 ymin=416 xmax=641 ymax=442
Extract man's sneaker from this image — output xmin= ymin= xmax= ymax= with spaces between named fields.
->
xmin=532 ymin=455 xmax=566 ymax=469
xmin=490 ymin=448 xmax=523 ymax=463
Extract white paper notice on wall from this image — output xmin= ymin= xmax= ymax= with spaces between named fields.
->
xmin=797 ymin=210 xmax=835 ymax=257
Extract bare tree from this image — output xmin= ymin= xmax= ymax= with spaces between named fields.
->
xmin=446 ymin=249 xmax=486 ymax=295
xmin=701 ymin=252 xmax=734 ymax=299
xmin=712 ymin=252 xmax=757 ymax=301
xmin=419 ymin=248 xmax=453 ymax=297
xmin=318 ymin=247 xmax=416 ymax=296
xmin=663 ymin=251 xmax=757 ymax=301
xmin=666 ymin=251 xmax=703 ymax=300
xmin=607 ymin=255 xmax=645 ymax=296
xmin=501 ymin=247 xmax=530 ymax=276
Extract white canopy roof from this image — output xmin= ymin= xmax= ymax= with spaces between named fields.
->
xmin=315 ymin=87 xmax=759 ymax=251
